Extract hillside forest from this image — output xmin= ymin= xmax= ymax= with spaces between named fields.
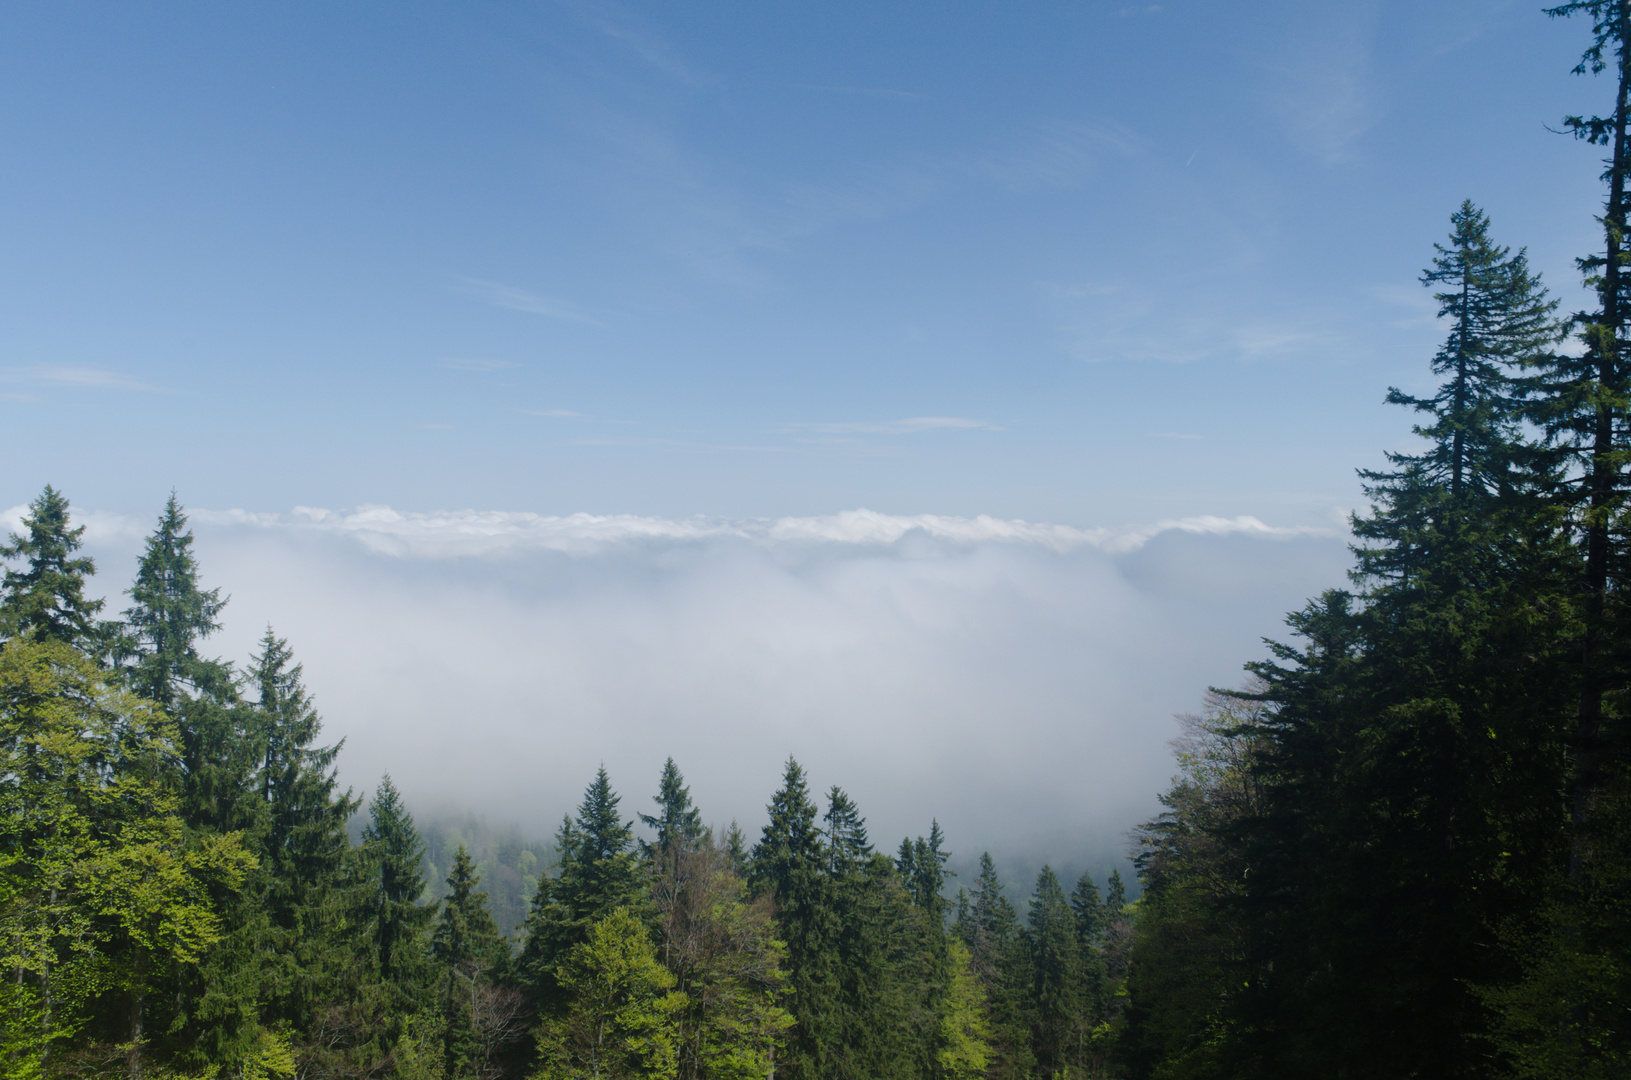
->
xmin=8 ymin=4 xmax=1631 ymax=1078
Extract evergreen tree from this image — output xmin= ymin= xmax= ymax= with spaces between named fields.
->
xmin=361 ymin=775 xmax=436 ymax=1020
xmin=639 ymin=758 xmax=705 ymax=860
xmin=1104 ymin=870 xmax=1126 ymax=922
xmin=116 ymin=496 xmax=269 ymax=1070
xmin=824 ymin=787 xmax=872 ymax=876
xmin=1069 ymin=871 xmax=1104 ymax=950
xmin=249 ymin=628 xmax=358 ymax=1030
xmin=433 ymin=846 xmax=510 ymax=1079
xmin=1541 ymin=3 xmax=1631 ymax=904
xmin=0 ymin=485 xmax=105 ymax=649
xmin=519 ymin=767 xmax=645 ymax=1006
xmin=747 ymin=759 xmax=834 ymax=1080
xmin=960 ymin=853 xmax=1032 ymax=1080
xmin=120 ymin=493 xmax=228 ymax=710
xmin=1025 ymin=867 xmax=1088 ymax=1078
xmin=897 ymin=821 xmax=951 ymax=925
xmin=723 ymin=821 xmax=748 ymax=880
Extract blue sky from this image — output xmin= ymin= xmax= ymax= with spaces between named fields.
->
xmin=1 ymin=0 xmax=1606 ymax=525
xmin=0 ymin=2 xmax=1615 ymax=865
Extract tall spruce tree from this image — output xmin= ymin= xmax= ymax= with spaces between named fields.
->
xmin=360 ymin=775 xmax=436 ymax=1023
xmin=1543 ymin=3 xmax=1631 ymax=898
xmin=0 ymin=486 xmax=105 ymax=649
xmin=117 ymin=496 xmax=270 ymax=1070
xmin=518 ymin=767 xmax=645 ymax=1006
xmin=1025 ymin=867 xmax=1088 ymax=1078
xmin=1225 ymin=206 xmax=1573 ymax=1077
xmin=959 ymin=853 xmax=1032 ymax=1080
xmin=432 ymin=846 xmax=509 ymax=1079
xmin=824 ymin=787 xmax=873 ymax=876
xmin=748 ymin=759 xmax=835 ymax=1080
xmin=248 ymin=629 xmax=358 ymax=1029
xmin=120 ymin=494 xmax=229 ymax=709
xmin=639 ymin=758 xmax=705 ymax=860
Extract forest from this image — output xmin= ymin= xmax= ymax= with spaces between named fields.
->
xmin=7 ymin=3 xmax=1631 ymax=1078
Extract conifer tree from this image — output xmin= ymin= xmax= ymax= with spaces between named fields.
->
xmin=361 ymin=775 xmax=436 ymax=1017
xmin=1541 ymin=3 xmax=1631 ymax=898
xmin=120 ymin=493 xmax=229 ymax=709
xmin=249 ymin=628 xmax=358 ymax=1029
xmin=960 ymin=853 xmax=1032 ymax=1079
xmin=747 ymin=759 xmax=835 ymax=1080
xmin=519 ymin=767 xmax=644 ymax=1006
xmin=639 ymin=758 xmax=705 ymax=860
xmin=723 ymin=822 xmax=748 ymax=879
xmin=0 ymin=486 xmax=106 ymax=649
xmin=824 ymin=787 xmax=872 ymax=875
xmin=1069 ymin=871 xmax=1104 ymax=950
xmin=1025 ymin=867 xmax=1088 ymax=1078
xmin=116 ymin=496 xmax=269 ymax=1070
xmin=433 ymin=846 xmax=509 ymax=1078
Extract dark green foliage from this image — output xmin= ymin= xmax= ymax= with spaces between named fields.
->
xmin=362 ymin=774 xmax=437 ymax=998
xmin=957 ymin=853 xmax=1033 ymax=1079
xmin=0 ymin=485 xmax=105 ymax=648
xmin=433 ymin=846 xmax=511 ymax=1078
xmin=250 ymin=629 xmax=359 ymax=1028
xmin=518 ymin=766 xmax=645 ymax=1005
xmin=723 ymin=820 xmax=749 ymax=879
xmin=639 ymin=757 xmax=705 ymax=859
xmin=747 ymin=759 xmax=834 ymax=1080
xmin=1069 ymin=871 xmax=1104 ymax=949
xmin=119 ymin=493 xmax=229 ymax=710
xmin=419 ymin=810 xmax=551 ymax=940
xmin=1024 ymin=867 xmax=1090 ymax=1077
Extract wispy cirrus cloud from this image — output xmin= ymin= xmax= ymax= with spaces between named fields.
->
xmin=783 ymin=416 xmax=999 ymax=436
xmin=1 ymin=365 xmax=164 ymax=392
xmin=964 ymin=119 xmax=1138 ymax=193
xmin=459 ymin=279 xmax=602 ymax=324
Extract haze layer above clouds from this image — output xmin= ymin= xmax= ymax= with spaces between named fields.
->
xmin=18 ymin=502 xmax=1351 ymax=873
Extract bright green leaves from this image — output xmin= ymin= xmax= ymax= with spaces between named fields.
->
xmin=533 ymin=908 xmax=687 ymax=1080
xmin=0 ymin=636 xmax=253 ymax=1075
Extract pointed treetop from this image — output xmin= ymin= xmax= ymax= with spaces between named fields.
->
xmin=748 ymin=756 xmax=823 ymax=900
xmin=824 ymin=786 xmax=873 ymax=874
xmin=639 ymin=757 xmax=705 ymax=858
xmin=1070 ymin=870 xmax=1105 ymax=944
xmin=123 ymin=492 xmax=227 ymax=706
xmin=1105 ymin=868 xmax=1127 ymax=917
xmin=0 ymin=485 xmax=105 ymax=647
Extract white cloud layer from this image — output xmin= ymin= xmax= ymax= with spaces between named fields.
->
xmin=9 ymin=503 xmax=1351 ymax=875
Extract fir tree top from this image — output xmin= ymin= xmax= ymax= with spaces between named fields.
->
xmin=0 ymin=485 xmax=105 ymax=647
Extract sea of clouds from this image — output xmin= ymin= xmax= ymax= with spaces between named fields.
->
xmin=6 ymin=502 xmax=1353 ymax=883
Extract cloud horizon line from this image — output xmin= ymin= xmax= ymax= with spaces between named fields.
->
xmin=1 ymin=503 xmax=1340 ymax=559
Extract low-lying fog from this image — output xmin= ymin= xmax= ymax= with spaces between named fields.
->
xmin=16 ymin=503 xmax=1352 ymax=887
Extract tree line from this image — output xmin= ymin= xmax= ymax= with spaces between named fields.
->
xmin=0 ymin=490 xmax=1128 ymax=1079
xmin=11 ymin=3 xmax=1631 ymax=1078
xmin=1116 ymin=4 xmax=1631 ymax=1076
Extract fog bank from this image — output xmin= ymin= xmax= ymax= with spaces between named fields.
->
xmin=8 ymin=503 xmax=1351 ymax=874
